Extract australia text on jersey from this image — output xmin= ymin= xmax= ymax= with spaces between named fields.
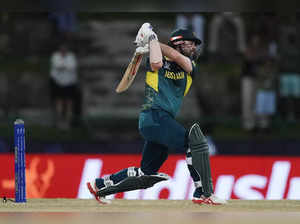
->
xmin=164 ymin=71 xmax=185 ymax=80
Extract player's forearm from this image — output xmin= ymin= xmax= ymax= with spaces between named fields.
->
xmin=149 ymin=35 xmax=163 ymax=71
xmin=159 ymin=43 xmax=193 ymax=73
xmin=159 ymin=43 xmax=180 ymax=60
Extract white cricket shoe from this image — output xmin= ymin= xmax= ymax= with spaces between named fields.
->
xmin=134 ymin=22 xmax=157 ymax=47
xmin=86 ymin=180 xmax=111 ymax=204
xmin=193 ymin=194 xmax=227 ymax=205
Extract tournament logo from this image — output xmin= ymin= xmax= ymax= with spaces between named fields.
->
xmin=2 ymin=157 xmax=55 ymax=198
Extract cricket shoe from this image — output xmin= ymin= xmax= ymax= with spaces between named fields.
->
xmin=193 ymin=194 xmax=227 ymax=205
xmin=87 ymin=180 xmax=111 ymax=204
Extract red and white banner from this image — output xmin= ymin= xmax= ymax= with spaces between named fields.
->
xmin=1 ymin=154 xmax=300 ymax=200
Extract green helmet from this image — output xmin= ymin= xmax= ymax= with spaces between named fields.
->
xmin=168 ymin=28 xmax=202 ymax=47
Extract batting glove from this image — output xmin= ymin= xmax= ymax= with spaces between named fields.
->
xmin=134 ymin=23 xmax=157 ymax=47
xmin=135 ymin=44 xmax=149 ymax=55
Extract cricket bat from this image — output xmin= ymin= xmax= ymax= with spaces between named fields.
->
xmin=115 ymin=52 xmax=143 ymax=93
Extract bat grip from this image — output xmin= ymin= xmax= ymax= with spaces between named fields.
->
xmin=130 ymin=55 xmax=143 ymax=76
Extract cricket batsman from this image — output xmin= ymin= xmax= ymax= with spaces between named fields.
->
xmin=87 ymin=22 xmax=227 ymax=205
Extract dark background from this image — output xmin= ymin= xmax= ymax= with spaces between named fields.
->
xmin=0 ymin=12 xmax=299 ymax=155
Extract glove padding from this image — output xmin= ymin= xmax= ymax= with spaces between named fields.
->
xmin=134 ymin=23 xmax=157 ymax=47
xmin=135 ymin=44 xmax=149 ymax=55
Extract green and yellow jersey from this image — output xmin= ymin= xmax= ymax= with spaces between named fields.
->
xmin=141 ymin=56 xmax=196 ymax=117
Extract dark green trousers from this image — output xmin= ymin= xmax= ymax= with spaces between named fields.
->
xmin=138 ymin=109 xmax=188 ymax=174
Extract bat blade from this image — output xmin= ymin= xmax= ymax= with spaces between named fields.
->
xmin=115 ymin=53 xmax=143 ymax=93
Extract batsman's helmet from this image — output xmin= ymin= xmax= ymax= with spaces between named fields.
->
xmin=168 ymin=28 xmax=202 ymax=48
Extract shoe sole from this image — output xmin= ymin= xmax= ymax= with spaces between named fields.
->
xmin=192 ymin=198 xmax=223 ymax=205
xmin=87 ymin=182 xmax=108 ymax=204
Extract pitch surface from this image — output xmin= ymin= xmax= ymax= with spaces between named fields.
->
xmin=1 ymin=199 xmax=300 ymax=224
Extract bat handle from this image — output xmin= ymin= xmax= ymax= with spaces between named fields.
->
xmin=130 ymin=55 xmax=143 ymax=76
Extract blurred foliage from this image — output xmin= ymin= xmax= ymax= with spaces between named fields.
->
xmin=0 ymin=12 xmax=299 ymax=144
xmin=0 ymin=57 xmax=49 ymax=75
xmin=0 ymin=116 xmax=300 ymax=143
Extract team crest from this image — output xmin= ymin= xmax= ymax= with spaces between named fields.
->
xmin=164 ymin=61 xmax=171 ymax=70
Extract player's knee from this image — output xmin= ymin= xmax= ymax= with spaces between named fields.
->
xmin=188 ymin=123 xmax=206 ymax=141
xmin=188 ymin=123 xmax=208 ymax=153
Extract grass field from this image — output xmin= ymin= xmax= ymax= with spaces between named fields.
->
xmin=1 ymin=199 xmax=300 ymax=224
